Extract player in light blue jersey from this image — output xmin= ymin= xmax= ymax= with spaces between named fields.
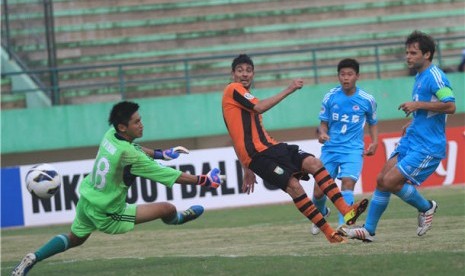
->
xmin=311 ymin=58 xmax=378 ymax=235
xmin=339 ymin=30 xmax=456 ymax=242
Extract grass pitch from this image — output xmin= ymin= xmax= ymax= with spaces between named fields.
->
xmin=2 ymin=184 xmax=464 ymax=275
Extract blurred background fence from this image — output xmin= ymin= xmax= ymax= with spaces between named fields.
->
xmin=2 ymin=0 xmax=464 ymax=109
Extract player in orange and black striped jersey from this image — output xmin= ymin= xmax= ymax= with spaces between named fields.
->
xmin=222 ymin=54 xmax=369 ymax=243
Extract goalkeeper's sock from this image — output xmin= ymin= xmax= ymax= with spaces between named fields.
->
xmin=338 ymin=190 xmax=354 ymax=226
xmin=311 ymin=194 xmax=328 ymax=215
xmin=34 ymin=234 xmax=70 ymax=262
xmin=162 ymin=206 xmax=204 ymax=225
xmin=364 ymin=189 xmax=391 ymax=235
xmin=162 ymin=212 xmax=181 ymax=225
xmin=394 ymin=183 xmax=431 ymax=212
xmin=293 ymin=193 xmax=333 ymax=236
xmin=313 ymin=167 xmax=351 ymax=215
xmin=178 ymin=205 xmax=204 ymax=224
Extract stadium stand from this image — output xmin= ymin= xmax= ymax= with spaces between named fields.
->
xmin=0 ymin=77 xmax=27 ymax=109
xmin=2 ymin=0 xmax=464 ymax=106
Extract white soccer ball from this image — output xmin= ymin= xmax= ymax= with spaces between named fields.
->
xmin=25 ymin=163 xmax=61 ymax=199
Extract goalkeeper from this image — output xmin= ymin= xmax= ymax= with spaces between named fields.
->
xmin=12 ymin=101 xmax=224 ymax=276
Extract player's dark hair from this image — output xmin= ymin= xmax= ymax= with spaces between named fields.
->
xmin=108 ymin=101 xmax=139 ymax=131
xmin=232 ymin=54 xmax=254 ymax=71
xmin=405 ymin=30 xmax=435 ymax=61
xmin=337 ymin=58 xmax=359 ymax=74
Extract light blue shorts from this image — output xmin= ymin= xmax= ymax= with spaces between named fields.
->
xmin=390 ymin=148 xmax=441 ymax=186
xmin=320 ymin=151 xmax=363 ymax=182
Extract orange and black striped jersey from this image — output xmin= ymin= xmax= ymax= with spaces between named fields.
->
xmin=222 ymin=82 xmax=278 ymax=167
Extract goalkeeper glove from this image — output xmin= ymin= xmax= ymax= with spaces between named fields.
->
xmin=197 ymin=168 xmax=224 ymax=189
xmin=154 ymin=146 xmax=189 ymax=160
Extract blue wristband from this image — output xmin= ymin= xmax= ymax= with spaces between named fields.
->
xmin=153 ymin=149 xmax=164 ymax=159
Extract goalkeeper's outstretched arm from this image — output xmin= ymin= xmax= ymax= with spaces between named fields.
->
xmin=140 ymin=146 xmax=189 ymax=160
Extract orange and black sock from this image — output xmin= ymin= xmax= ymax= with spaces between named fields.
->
xmin=293 ymin=193 xmax=333 ymax=236
xmin=313 ymin=167 xmax=350 ymax=215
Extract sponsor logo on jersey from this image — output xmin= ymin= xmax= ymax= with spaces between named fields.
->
xmin=244 ymin=93 xmax=255 ymax=100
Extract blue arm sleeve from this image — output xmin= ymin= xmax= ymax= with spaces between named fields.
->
xmin=153 ymin=149 xmax=164 ymax=159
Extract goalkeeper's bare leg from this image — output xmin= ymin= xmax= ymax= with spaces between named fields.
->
xmin=12 ymin=202 xmax=204 ymax=275
xmin=135 ymin=202 xmax=204 ymax=225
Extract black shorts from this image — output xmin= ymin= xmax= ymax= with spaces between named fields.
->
xmin=249 ymin=143 xmax=313 ymax=191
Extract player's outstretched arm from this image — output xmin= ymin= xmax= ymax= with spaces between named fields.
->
xmin=154 ymin=146 xmax=190 ymax=160
xmin=140 ymin=145 xmax=189 ymax=160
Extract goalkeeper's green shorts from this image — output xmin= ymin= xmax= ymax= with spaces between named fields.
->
xmin=71 ymin=197 xmax=137 ymax=237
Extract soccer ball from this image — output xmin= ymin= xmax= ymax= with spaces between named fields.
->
xmin=25 ymin=163 xmax=61 ymax=199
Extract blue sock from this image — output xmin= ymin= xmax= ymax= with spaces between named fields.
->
xmin=35 ymin=234 xmax=70 ymax=262
xmin=364 ymin=189 xmax=391 ymax=235
xmin=394 ymin=183 xmax=431 ymax=212
xmin=312 ymin=195 xmax=328 ymax=215
xmin=338 ymin=190 xmax=354 ymax=226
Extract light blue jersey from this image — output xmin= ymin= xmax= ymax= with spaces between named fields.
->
xmin=398 ymin=64 xmax=454 ymax=158
xmin=319 ymin=86 xmax=377 ymax=154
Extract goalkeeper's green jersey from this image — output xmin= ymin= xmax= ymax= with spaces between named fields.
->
xmin=79 ymin=128 xmax=182 ymax=213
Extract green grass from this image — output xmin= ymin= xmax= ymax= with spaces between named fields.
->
xmin=2 ymin=185 xmax=464 ymax=275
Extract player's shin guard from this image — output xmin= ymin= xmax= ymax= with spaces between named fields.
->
xmin=35 ymin=234 xmax=70 ymax=261
xmin=313 ymin=167 xmax=350 ymax=215
xmin=162 ymin=212 xmax=181 ymax=225
xmin=364 ymin=189 xmax=391 ymax=235
xmin=394 ymin=183 xmax=431 ymax=212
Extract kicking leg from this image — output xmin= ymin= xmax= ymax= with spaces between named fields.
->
xmin=303 ymin=156 xmax=367 ymax=225
xmin=311 ymin=185 xmax=330 ymax=235
xmin=287 ymin=179 xmax=346 ymax=243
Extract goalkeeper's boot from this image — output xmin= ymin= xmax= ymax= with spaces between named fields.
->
xmin=338 ymin=225 xmax=374 ymax=242
xmin=343 ymin=198 xmax=368 ymax=226
xmin=178 ymin=205 xmax=204 ymax=224
xmin=326 ymin=231 xmax=347 ymax=244
xmin=417 ymin=200 xmax=438 ymax=236
xmin=311 ymin=207 xmax=331 ymax=235
xmin=11 ymin=253 xmax=36 ymax=276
